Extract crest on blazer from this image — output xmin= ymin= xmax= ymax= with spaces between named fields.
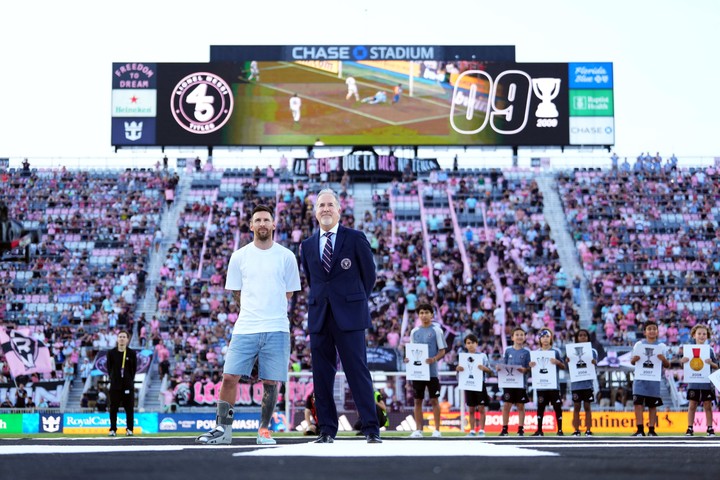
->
xmin=341 ymin=258 xmax=352 ymax=269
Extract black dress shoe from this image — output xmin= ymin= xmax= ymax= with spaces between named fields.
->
xmin=313 ymin=434 xmax=334 ymax=443
xmin=366 ymin=433 xmax=382 ymax=444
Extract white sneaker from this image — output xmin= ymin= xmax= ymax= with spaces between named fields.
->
xmin=476 ymin=430 xmax=485 ymax=437
xmin=432 ymin=430 xmax=442 ymax=438
xmin=409 ymin=430 xmax=423 ymax=438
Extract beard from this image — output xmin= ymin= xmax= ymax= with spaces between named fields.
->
xmin=255 ymin=229 xmax=272 ymax=241
xmin=319 ymin=215 xmax=336 ymax=227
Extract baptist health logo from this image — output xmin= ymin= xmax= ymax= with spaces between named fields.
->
xmin=42 ymin=415 xmax=61 ymax=433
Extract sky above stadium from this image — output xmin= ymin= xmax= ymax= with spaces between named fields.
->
xmin=2 ymin=0 xmax=719 ymax=161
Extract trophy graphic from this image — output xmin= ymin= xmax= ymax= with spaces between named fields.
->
xmin=574 ymin=346 xmax=587 ymax=369
xmin=690 ymin=348 xmax=704 ymax=371
xmin=538 ymin=356 xmax=549 ymax=375
xmin=532 ymin=78 xmax=561 ymax=118
xmin=466 ymin=356 xmax=476 ymax=380
xmin=642 ymin=347 xmax=655 ymax=369
xmin=411 ymin=349 xmax=423 ymax=366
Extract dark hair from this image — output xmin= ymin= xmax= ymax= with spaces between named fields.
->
xmin=252 ymin=204 xmax=274 ymax=218
xmin=511 ymin=326 xmax=525 ymax=336
xmin=574 ymin=329 xmax=591 ymax=343
xmin=464 ymin=333 xmax=479 ymax=344
xmin=416 ymin=302 xmax=434 ymax=314
xmin=643 ymin=321 xmax=658 ymax=331
xmin=117 ymin=329 xmax=131 ymax=338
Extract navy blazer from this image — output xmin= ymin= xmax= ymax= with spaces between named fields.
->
xmin=300 ymin=225 xmax=376 ymax=334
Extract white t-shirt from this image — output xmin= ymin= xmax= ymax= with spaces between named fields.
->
xmin=225 ymin=242 xmax=301 ymax=334
xmin=289 ymin=96 xmax=302 ymax=110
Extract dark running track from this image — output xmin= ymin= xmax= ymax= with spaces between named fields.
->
xmin=1 ymin=436 xmax=719 ymax=480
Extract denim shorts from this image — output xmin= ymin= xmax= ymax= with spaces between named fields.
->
xmin=223 ymin=332 xmax=290 ymax=382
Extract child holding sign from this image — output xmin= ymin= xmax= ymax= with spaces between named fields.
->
xmin=566 ymin=329 xmax=598 ymax=436
xmin=528 ymin=328 xmax=566 ymax=436
xmin=456 ymin=334 xmax=493 ymax=436
xmin=680 ymin=324 xmax=718 ymax=437
xmin=629 ymin=321 xmax=670 ymax=436
xmin=499 ymin=327 xmax=531 ymax=437
xmin=404 ymin=303 xmax=447 ymax=438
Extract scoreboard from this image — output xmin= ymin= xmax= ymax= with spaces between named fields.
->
xmin=111 ymin=47 xmax=613 ymax=148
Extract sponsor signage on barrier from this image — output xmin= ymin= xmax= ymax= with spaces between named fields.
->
xmin=63 ymin=413 xmax=158 ymax=434
xmin=40 ymin=413 xmax=63 ymax=433
xmin=560 ymin=411 xmax=720 ymax=434
xmin=157 ymin=412 xmax=286 ymax=432
xmin=0 ymin=414 xmax=23 ymax=434
xmin=423 ymin=411 xmax=720 ymax=434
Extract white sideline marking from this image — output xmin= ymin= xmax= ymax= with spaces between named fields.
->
xmin=0 ymin=445 xmax=187 ymax=455
xmin=232 ymin=440 xmax=557 ymax=457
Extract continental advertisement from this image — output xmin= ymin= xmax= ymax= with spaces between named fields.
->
xmin=423 ymin=411 xmax=720 ymax=434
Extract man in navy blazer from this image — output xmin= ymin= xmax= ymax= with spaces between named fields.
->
xmin=300 ymin=188 xmax=381 ymax=443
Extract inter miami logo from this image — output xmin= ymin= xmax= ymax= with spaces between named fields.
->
xmin=171 ymin=72 xmax=234 ymax=135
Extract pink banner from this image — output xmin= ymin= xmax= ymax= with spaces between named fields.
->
xmin=0 ymin=327 xmax=54 ymax=378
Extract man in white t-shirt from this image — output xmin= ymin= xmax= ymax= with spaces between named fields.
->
xmin=345 ymin=76 xmax=359 ymax=101
xmin=289 ymin=94 xmax=302 ymax=122
xmin=197 ymin=205 xmax=301 ymax=446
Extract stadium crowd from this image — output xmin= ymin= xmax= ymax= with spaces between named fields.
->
xmin=1 ymin=157 xmax=718 ymax=412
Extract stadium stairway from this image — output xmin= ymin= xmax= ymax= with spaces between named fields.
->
xmin=535 ymin=174 xmax=593 ymax=327
xmin=65 ymin=376 xmax=86 ymax=410
xmin=140 ymin=367 xmax=163 ymax=412
xmin=131 ymin=172 xmax=193 ymax=345
xmin=352 ymin=182 xmax=375 ymax=223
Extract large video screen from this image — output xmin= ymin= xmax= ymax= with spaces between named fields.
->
xmin=111 ymin=60 xmax=613 ymax=147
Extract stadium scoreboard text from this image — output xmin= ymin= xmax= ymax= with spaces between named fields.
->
xmin=111 ymin=46 xmax=613 ymax=148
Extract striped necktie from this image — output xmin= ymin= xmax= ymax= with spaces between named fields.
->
xmin=322 ymin=232 xmax=333 ymax=273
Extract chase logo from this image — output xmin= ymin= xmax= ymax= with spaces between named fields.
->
xmin=352 ymin=46 xmax=368 ymax=60
xmin=159 ymin=418 xmax=178 ymax=431
xmin=41 ymin=414 xmax=62 ymax=433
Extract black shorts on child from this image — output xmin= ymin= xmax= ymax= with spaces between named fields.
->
xmin=465 ymin=388 xmax=490 ymax=407
xmin=502 ymin=388 xmax=529 ymax=404
xmin=632 ymin=394 xmax=663 ymax=407
xmin=686 ymin=389 xmax=716 ymax=403
xmin=571 ymin=388 xmax=595 ymax=403
xmin=536 ymin=390 xmax=563 ymax=407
